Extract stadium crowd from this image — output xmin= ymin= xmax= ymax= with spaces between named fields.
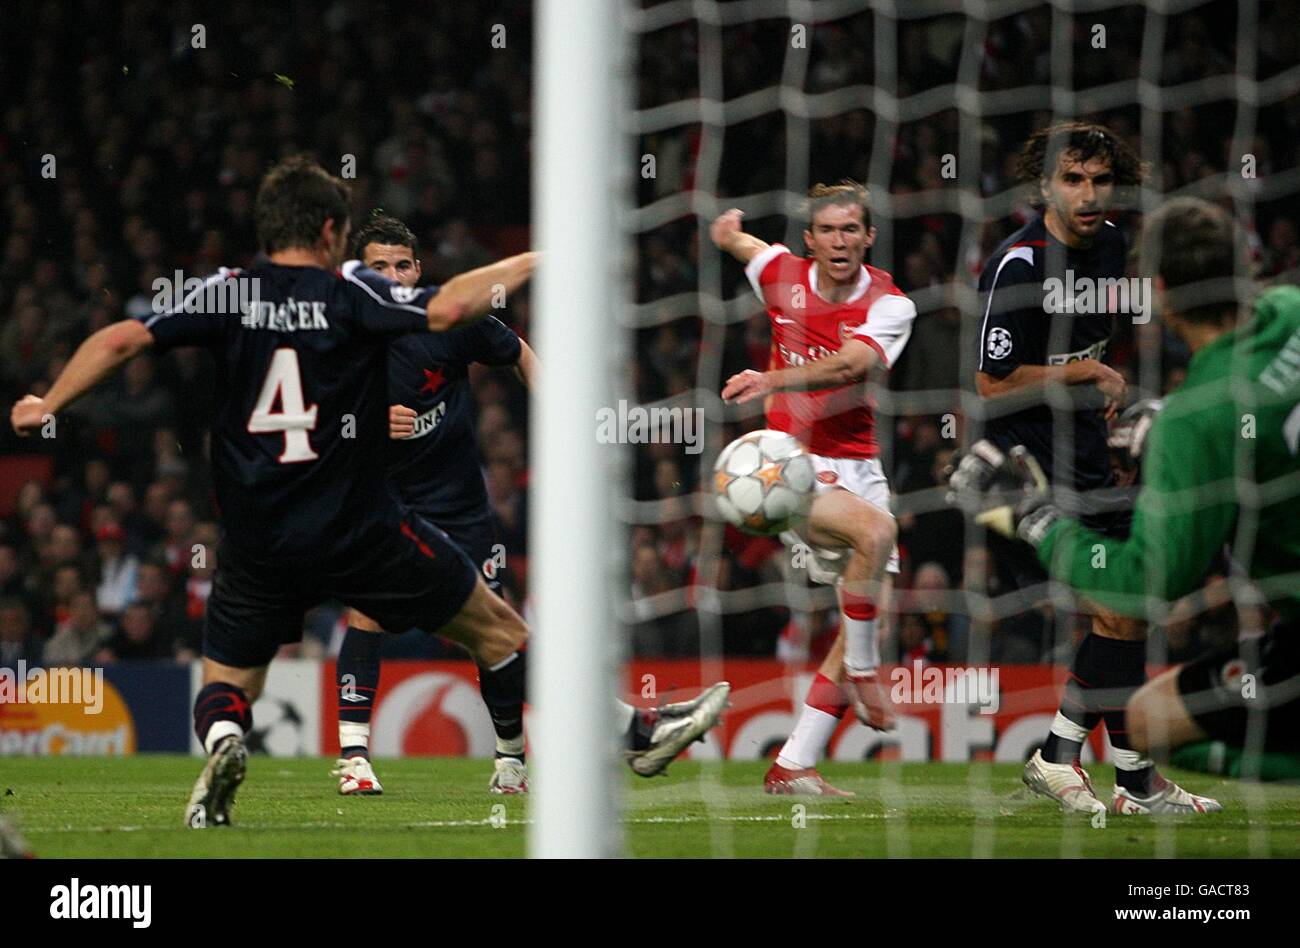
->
xmin=1 ymin=1 xmax=1297 ymax=670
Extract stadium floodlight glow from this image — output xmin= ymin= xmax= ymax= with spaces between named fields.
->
xmin=529 ymin=0 xmax=629 ymax=858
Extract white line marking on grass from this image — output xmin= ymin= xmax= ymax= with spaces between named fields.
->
xmin=33 ymin=812 xmax=881 ymax=834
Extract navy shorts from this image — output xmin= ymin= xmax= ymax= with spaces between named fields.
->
xmin=436 ymin=514 xmax=505 ymax=596
xmin=203 ymin=511 xmax=479 ymax=668
xmin=1176 ymin=620 xmax=1300 ymax=753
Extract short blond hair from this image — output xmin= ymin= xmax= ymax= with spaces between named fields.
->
xmin=805 ymin=180 xmax=871 ymax=230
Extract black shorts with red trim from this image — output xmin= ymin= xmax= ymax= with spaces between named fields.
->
xmin=424 ymin=512 xmax=504 ymax=597
xmin=202 ymin=510 xmax=478 ymax=668
xmin=1176 ymin=620 xmax=1300 ymax=753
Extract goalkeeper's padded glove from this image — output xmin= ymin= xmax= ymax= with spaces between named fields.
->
xmin=947 ymin=440 xmax=1065 ymax=551
xmin=944 ymin=439 xmax=1009 ymax=507
xmin=1112 ymin=397 xmax=1164 ymax=465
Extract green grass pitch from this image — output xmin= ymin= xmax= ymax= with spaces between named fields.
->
xmin=4 ymin=756 xmax=1299 ymax=858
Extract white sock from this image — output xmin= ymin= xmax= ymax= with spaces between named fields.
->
xmin=1111 ymin=746 xmax=1155 ymax=774
xmin=843 ymin=615 xmax=879 ymax=674
xmin=339 ymin=721 xmax=370 ymax=755
xmin=776 ymin=704 xmax=840 ymax=770
xmin=1049 ymin=710 xmax=1092 ymax=745
xmin=842 ymin=594 xmax=879 ymax=674
xmin=496 ymin=734 xmax=526 ymax=758
xmin=204 ymin=720 xmax=243 ymax=755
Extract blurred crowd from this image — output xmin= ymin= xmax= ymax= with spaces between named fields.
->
xmin=1 ymin=1 xmax=1297 ymax=670
xmin=0 ymin=0 xmax=533 ymax=665
xmin=628 ymin=0 xmax=1300 ymax=663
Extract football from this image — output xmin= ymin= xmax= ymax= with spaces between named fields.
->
xmin=712 ymin=429 xmax=815 ymax=535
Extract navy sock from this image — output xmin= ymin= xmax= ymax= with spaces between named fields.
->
xmin=338 ymin=627 xmax=382 ymax=759
xmin=1090 ymin=636 xmax=1155 ymax=793
xmin=478 ymin=650 xmax=526 ymax=760
xmin=1042 ymin=633 xmax=1104 ymax=764
xmin=193 ymin=681 xmax=253 ymax=750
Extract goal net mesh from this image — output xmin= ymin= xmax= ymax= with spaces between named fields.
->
xmin=619 ymin=0 xmax=1300 ymax=855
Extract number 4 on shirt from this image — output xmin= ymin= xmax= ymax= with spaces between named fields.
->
xmin=248 ymin=348 xmax=319 ymax=463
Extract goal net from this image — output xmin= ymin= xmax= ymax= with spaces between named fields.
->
xmin=578 ymin=0 xmax=1300 ymax=856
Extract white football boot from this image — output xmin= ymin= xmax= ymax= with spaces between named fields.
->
xmin=655 ymin=682 xmax=729 ymax=718
xmin=488 ymin=757 xmax=529 ymax=794
xmin=627 ymin=681 xmax=731 ymax=777
xmin=1113 ymin=775 xmax=1222 ymax=815
xmin=1022 ymin=749 xmax=1108 ymax=814
xmin=186 ymin=734 xmax=247 ymax=828
xmin=333 ymin=755 xmax=384 ymax=796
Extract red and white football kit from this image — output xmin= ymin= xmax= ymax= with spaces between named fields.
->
xmin=744 ymin=243 xmax=916 ymax=583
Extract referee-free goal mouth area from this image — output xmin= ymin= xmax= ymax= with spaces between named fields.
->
xmin=3 ymin=757 xmax=1297 ymax=859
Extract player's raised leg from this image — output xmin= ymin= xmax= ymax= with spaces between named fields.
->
xmin=422 ymin=572 xmax=531 ymax=793
xmin=802 ymin=486 xmax=899 ymax=728
xmin=432 ymin=573 xmax=730 ymax=782
xmin=333 ymin=609 xmax=385 ymax=795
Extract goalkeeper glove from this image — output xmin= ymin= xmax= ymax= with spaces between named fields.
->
xmin=1108 ymin=397 xmax=1164 ymax=468
xmin=945 ymin=440 xmax=1064 ymax=550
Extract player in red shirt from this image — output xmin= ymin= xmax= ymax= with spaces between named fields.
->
xmin=713 ymin=182 xmax=916 ymax=795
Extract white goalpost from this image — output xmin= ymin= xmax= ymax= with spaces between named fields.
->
xmin=529 ymin=0 xmax=631 ymax=858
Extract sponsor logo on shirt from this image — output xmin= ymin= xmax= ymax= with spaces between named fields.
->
xmin=1046 ymin=338 xmax=1108 ymax=365
xmin=778 ymin=341 xmax=836 ymax=367
xmin=404 ymin=402 xmax=448 ymax=440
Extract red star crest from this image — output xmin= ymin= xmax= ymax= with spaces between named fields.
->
xmin=420 ymin=367 xmax=445 ymax=396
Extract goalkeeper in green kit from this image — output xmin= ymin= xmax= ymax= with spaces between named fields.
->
xmin=952 ymin=196 xmax=1300 ymax=787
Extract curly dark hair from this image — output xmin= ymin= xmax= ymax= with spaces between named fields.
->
xmin=805 ymin=179 xmax=872 ymax=230
xmin=1015 ymin=122 xmax=1148 ymax=205
xmin=253 ymin=155 xmax=352 ymax=254
xmin=351 ymin=210 xmax=419 ymax=259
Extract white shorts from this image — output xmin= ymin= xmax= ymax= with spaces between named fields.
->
xmin=779 ymin=455 xmax=900 ymax=585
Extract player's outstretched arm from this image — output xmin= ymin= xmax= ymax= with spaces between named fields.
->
xmin=11 ymin=319 xmax=154 ymax=435
xmin=426 ymin=252 xmax=539 ymax=332
xmin=514 ymin=339 xmax=538 ymax=391
xmin=710 ymin=209 xmax=770 ymax=265
xmin=976 ymin=360 xmax=1126 ymax=419
xmin=722 ymin=339 xmax=880 ymax=403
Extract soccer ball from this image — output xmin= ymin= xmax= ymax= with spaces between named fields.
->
xmin=712 ymin=429 xmax=815 ymax=536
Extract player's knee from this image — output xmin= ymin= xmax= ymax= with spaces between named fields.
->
xmin=855 ymin=508 xmax=896 ymax=561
